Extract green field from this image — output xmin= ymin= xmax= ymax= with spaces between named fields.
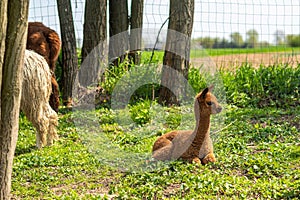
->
xmin=141 ymin=46 xmax=300 ymax=61
xmin=12 ymin=58 xmax=300 ymax=199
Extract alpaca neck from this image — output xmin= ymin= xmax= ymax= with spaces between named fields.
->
xmin=192 ymin=112 xmax=211 ymax=151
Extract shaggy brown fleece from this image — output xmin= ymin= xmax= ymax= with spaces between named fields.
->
xmin=26 ymin=22 xmax=61 ymax=112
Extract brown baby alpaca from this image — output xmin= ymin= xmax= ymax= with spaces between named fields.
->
xmin=26 ymin=22 xmax=61 ymax=112
xmin=152 ymin=86 xmax=222 ymax=164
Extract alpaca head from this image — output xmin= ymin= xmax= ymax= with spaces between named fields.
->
xmin=194 ymin=85 xmax=222 ymax=118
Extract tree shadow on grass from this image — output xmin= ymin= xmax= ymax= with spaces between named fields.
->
xmin=14 ymin=144 xmax=36 ymax=156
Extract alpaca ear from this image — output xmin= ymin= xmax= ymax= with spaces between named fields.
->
xmin=200 ymin=87 xmax=209 ymax=99
xmin=208 ymin=85 xmax=214 ymax=91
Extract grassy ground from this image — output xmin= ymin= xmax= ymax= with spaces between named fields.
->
xmin=13 ymin=105 xmax=300 ymax=199
xmin=12 ymin=60 xmax=300 ymax=199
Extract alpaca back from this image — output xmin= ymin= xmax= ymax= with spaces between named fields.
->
xmin=27 ymin=22 xmax=61 ymax=71
xmin=21 ymin=50 xmax=58 ymax=148
xmin=26 ymin=22 xmax=61 ymax=112
xmin=21 ymin=50 xmax=52 ymax=116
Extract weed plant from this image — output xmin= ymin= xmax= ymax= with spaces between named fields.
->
xmin=222 ymin=63 xmax=300 ymax=107
xmin=102 ymin=56 xmax=300 ymax=108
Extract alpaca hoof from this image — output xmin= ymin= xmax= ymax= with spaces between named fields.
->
xmin=192 ymin=157 xmax=201 ymax=164
xmin=201 ymin=153 xmax=216 ymax=165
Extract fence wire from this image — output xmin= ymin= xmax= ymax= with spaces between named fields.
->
xmin=28 ymin=0 xmax=300 ymax=67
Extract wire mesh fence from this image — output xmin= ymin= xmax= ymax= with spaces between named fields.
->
xmin=28 ymin=0 xmax=300 ymax=67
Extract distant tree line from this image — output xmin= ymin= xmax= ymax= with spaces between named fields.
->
xmin=192 ymin=29 xmax=300 ymax=48
xmin=286 ymin=34 xmax=300 ymax=47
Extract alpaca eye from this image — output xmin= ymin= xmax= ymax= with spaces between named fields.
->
xmin=206 ymin=101 xmax=213 ymax=106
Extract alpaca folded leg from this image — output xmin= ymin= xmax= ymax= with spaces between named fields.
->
xmin=201 ymin=152 xmax=216 ymax=165
xmin=152 ymin=137 xmax=172 ymax=152
xmin=152 ymin=144 xmax=173 ymax=161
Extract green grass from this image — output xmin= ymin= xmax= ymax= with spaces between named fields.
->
xmin=141 ymin=46 xmax=300 ymax=60
xmin=13 ymin=102 xmax=300 ymax=199
xmin=12 ymin=59 xmax=300 ymax=199
xmin=141 ymin=50 xmax=164 ymax=64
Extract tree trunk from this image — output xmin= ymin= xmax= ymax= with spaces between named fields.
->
xmin=0 ymin=0 xmax=29 ymax=199
xmin=0 ymin=0 xmax=7 ymax=112
xmin=109 ymin=0 xmax=129 ymax=66
xmin=57 ymin=0 xmax=78 ymax=107
xmin=79 ymin=0 xmax=107 ymax=87
xmin=129 ymin=0 xmax=144 ymax=65
xmin=81 ymin=0 xmax=106 ymax=62
xmin=159 ymin=0 xmax=194 ymax=106
xmin=0 ymin=0 xmax=7 ymax=196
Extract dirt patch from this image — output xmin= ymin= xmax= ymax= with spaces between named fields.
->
xmin=249 ymin=114 xmax=300 ymax=131
xmin=191 ymin=52 xmax=300 ymax=69
xmin=163 ymin=183 xmax=184 ymax=198
xmin=279 ymin=114 xmax=300 ymax=131
xmin=51 ymin=179 xmax=116 ymax=198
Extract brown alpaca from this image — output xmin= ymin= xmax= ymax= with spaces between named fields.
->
xmin=152 ymin=86 xmax=222 ymax=164
xmin=26 ymin=22 xmax=61 ymax=112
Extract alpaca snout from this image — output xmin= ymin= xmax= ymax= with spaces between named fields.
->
xmin=216 ymin=106 xmax=222 ymax=113
xmin=211 ymin=105 xmax=222 ymax=114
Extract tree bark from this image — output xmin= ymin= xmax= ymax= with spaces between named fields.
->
xmin=79 ymin=0 xmax=107 ymax=87
xmin=129 ymin=0 xmax=144 ymax=65
xmin=109 ymin=0 xmax=129 ymax=66
xmin=81 ymin=0 xmax=106 ymax=62
xmin=0 ymin=0 xmax=29 ymax=199
xmin=0 ymin=0 xmax=7 ymax=196
xmin=0 ymin=0 xmax=7 ymax=114
xmin=159 ymin=0 xmax=194 ymax=106
xmin=57 ymin=0 xmax=78 ymax=107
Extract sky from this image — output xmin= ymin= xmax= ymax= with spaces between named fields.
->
xmin=28 ymin=0 xmax=300 ymax=47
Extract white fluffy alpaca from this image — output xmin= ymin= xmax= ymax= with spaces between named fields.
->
xmin=21 ymin=50 xmax=58 ymax=148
